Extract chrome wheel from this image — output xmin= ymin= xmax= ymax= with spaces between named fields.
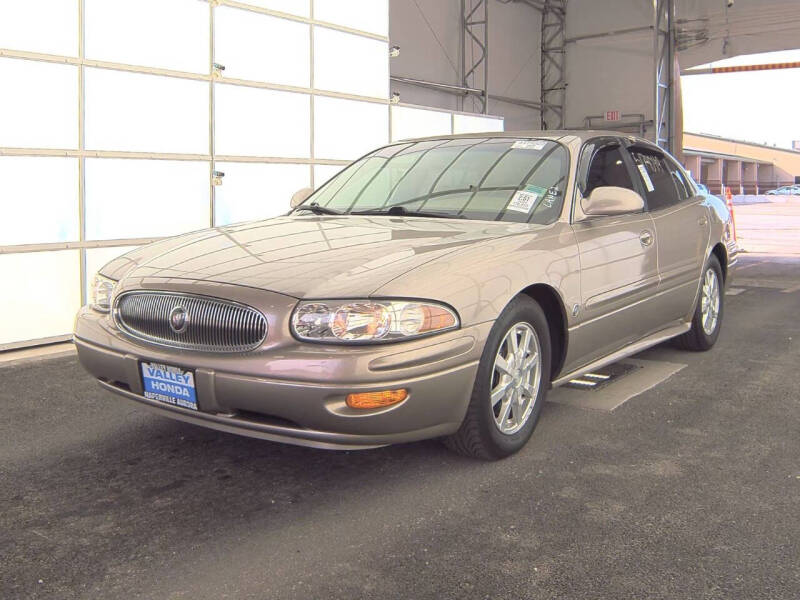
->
xmin=490 ymin=322 xmax=542 ymax=435
xmin=700 ymin=267 xmax=720 ymax=335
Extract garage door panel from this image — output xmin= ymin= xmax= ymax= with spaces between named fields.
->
xmin=391 ymin=106 xmax=452 ymax=142
xmin=314 ymin=97 xmax=388 ymax=161
xmin=313 ymin=28 xmax=388 ymax=98
xmin=214 ymin=84 xmax=310 ymax=158
xmin=84 ymin=68 xmax=208 ymax=154
xmin=0 ymin=250 xmax=81 ymax=346
xmin=214 ymin=162 xmax=310 ymax=226
xmin=0 ymin=157 xmax=79 ymax=246
xmin=85 ymin=0 xmax=208 ymax=74
xmin=314 ymin=0 xmax=388 ymax=36
xmin=0 ymin=0 xmax=77 ymax=57
xmin=239 ymin=0 xmax=310 ymax=17
xmin=84 ymin=159 xmax=210 ymax=241
xmin=0 ymin=58 xmax=78 ymax=149
xmin=215 ymin=7 xmax=309 ymax=87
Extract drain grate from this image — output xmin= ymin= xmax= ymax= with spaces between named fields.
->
xmin=564 ymin=361 xmax=640 ymax=391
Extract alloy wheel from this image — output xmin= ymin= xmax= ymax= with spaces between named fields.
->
xmin=700 ymin=267 xmax=721 ymax=335
xmin=490 ymin=322 xmax=542 ymax=435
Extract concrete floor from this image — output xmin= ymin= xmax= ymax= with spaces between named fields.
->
xmin=1 ymin=255 xmax=799 ymax=599
xmin=735 ymin=198 xmax=800 ymax=255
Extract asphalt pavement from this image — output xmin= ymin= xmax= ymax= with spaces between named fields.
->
xmin=1 ymin=255 xmax=799 ymax=599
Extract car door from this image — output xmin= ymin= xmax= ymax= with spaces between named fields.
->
xmin=564 ymin=138 xmax=661 ymax=372
xmin=625 ymin=144 xmax=711 ymax=323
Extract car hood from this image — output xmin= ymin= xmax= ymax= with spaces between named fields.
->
xmin=104 ymin=215 xmax=539 ymax=298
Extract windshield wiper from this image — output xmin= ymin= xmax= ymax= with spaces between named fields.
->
xmin=351 ymin=205 xmax=464 ymax=219
xmin=293 ymin=202 xmax=341 ymax=216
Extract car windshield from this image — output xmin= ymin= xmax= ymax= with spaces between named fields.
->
xmin=302 ymin=137 xmax=570 ymax=224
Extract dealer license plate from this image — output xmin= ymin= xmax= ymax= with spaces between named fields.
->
xmin=141 ymin=362 xmax=198 ymax=411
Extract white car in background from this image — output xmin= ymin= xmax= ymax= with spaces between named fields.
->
xmin=766 ymin=185 xmax=800 ymax=196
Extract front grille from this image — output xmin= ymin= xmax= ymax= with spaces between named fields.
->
xmin=114 ymin=291 xmax=268 ymax=353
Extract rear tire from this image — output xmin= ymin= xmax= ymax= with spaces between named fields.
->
xmin=674 ymin=255 xmax=724 ymax=351
xmin=443 ymin=296 xmax=551 ymax=460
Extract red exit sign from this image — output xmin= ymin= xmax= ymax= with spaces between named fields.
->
xmin=604 ymin=110 xmax=621 ymax=122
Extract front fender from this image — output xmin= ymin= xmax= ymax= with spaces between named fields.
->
xmin=371 ymin=222 xmax=581 ymax=329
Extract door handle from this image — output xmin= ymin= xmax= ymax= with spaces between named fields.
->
xmin=639 ymin=230 xmax=654 ymax=247
xmin=698 ymin=216 xmax=708 ymax=226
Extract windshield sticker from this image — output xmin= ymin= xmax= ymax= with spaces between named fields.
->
xmin=512 ymin=140 xmax=547 ymax=151
xmin=507 ymin=184 xmax=547 ymax=213
xmin=637 ymin=163 xmax=655 ymax=192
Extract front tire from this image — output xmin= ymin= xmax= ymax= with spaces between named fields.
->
xmin=444 ymin=296 xmax=551 ymax=460
xmin=675 ymin=255 xmax=724 ymax=351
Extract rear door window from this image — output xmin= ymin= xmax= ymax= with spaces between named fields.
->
xmin=668 ymin=161 xmax=694 ymax=201
xmin=627 ymin=147 xmax=682 ymax=211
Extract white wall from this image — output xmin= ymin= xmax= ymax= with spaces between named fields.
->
xmin=389 ymin=0 xmax=542 ymax=131
xmin=562 ymin=0 xmax=654 ymax=132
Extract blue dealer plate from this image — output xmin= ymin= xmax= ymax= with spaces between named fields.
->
xmin=141 ymin=362 xmax=198 ymax=410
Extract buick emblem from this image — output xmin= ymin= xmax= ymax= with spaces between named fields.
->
xmin=169 ymin=306 xmax=189 ymax=334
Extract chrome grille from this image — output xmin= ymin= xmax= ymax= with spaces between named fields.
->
xmin=114 ymin=291 xmax=267 ymax=352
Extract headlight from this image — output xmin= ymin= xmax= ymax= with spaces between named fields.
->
xmin=90 ymin=274 xmax=117 ymax=313
xmin=291 ymin=299 xmax=459 ymax=343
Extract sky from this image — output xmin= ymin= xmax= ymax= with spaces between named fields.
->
xmin=681 ymin=49 xmax=800 ymax=149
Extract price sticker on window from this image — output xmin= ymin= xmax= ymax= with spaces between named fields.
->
xmin=507 ymin=185 xmax=547 ymax=213
xmin=512 ymin=140 xmax=547 ymax=151
xmin=637 ymin=163 xmax=655 ymax=192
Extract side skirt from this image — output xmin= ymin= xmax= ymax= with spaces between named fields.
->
xmin=551 ymin=322 xmax=691 ymax=388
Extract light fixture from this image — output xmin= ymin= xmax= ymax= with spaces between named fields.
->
xmin=291 ymin=299 xmax=459 ymax=344
xmin=90 ymin=274 xmax=117 ymax=313
xmin=389 ymin=45 xmax=401 ymax=58
xmin=346 ymin=389 xmax=408 ymax=409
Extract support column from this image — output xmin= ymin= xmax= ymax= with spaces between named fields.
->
xmin=540 ymin=0 xmax=566 ymax=130
xmin=723 ymin=160 xmax=743 ymax=195
xmin=654 ymin=0 xmax=675 ymax=152
xmin=742 ymin=162 xmax=758 ymax=195
xmin=757 ymin=164 xmax=774 ymax=193
xmin=461 ymin=0 xmax=489 ymax=114
xmin=705 ymin=158 xmax=723 ymax=195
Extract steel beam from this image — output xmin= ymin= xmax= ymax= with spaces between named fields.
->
xmin=461 ymin=0 xmax=489 ymax=114
xmin=389 ymin=76 xmax=543 ymax=112
xmin=654 ymin=0 xmax=676 ymax=152
xmin=540 ymin=0 xmax=566 ymax=130
xmin=567 ymin=25 xmax=653 ymax=44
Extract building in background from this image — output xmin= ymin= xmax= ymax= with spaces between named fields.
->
xmin=683 ymin=132 xmax=800 ymax=194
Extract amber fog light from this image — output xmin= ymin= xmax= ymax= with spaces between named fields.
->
xmin=346 ymin=389 xmax=408 ymax=409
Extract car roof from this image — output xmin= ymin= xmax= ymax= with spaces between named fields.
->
xmin=397 ymin=129 xmax=652 ymax=146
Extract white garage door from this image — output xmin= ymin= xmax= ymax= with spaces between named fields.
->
xmin=0 ymin=0 xmax=502 ymax=349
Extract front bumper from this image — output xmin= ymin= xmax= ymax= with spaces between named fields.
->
xmin=74 ymin=305 xmax=490 ymax=450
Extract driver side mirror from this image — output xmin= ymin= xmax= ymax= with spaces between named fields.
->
xmin=582 ymin=186 xmax=644 ymax=216
xmin=290 ymin=187 xmax=314 ymax=209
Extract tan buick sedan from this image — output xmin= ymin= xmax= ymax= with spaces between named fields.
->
xmin=74 ymin=132 xmax=737 ymax=459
